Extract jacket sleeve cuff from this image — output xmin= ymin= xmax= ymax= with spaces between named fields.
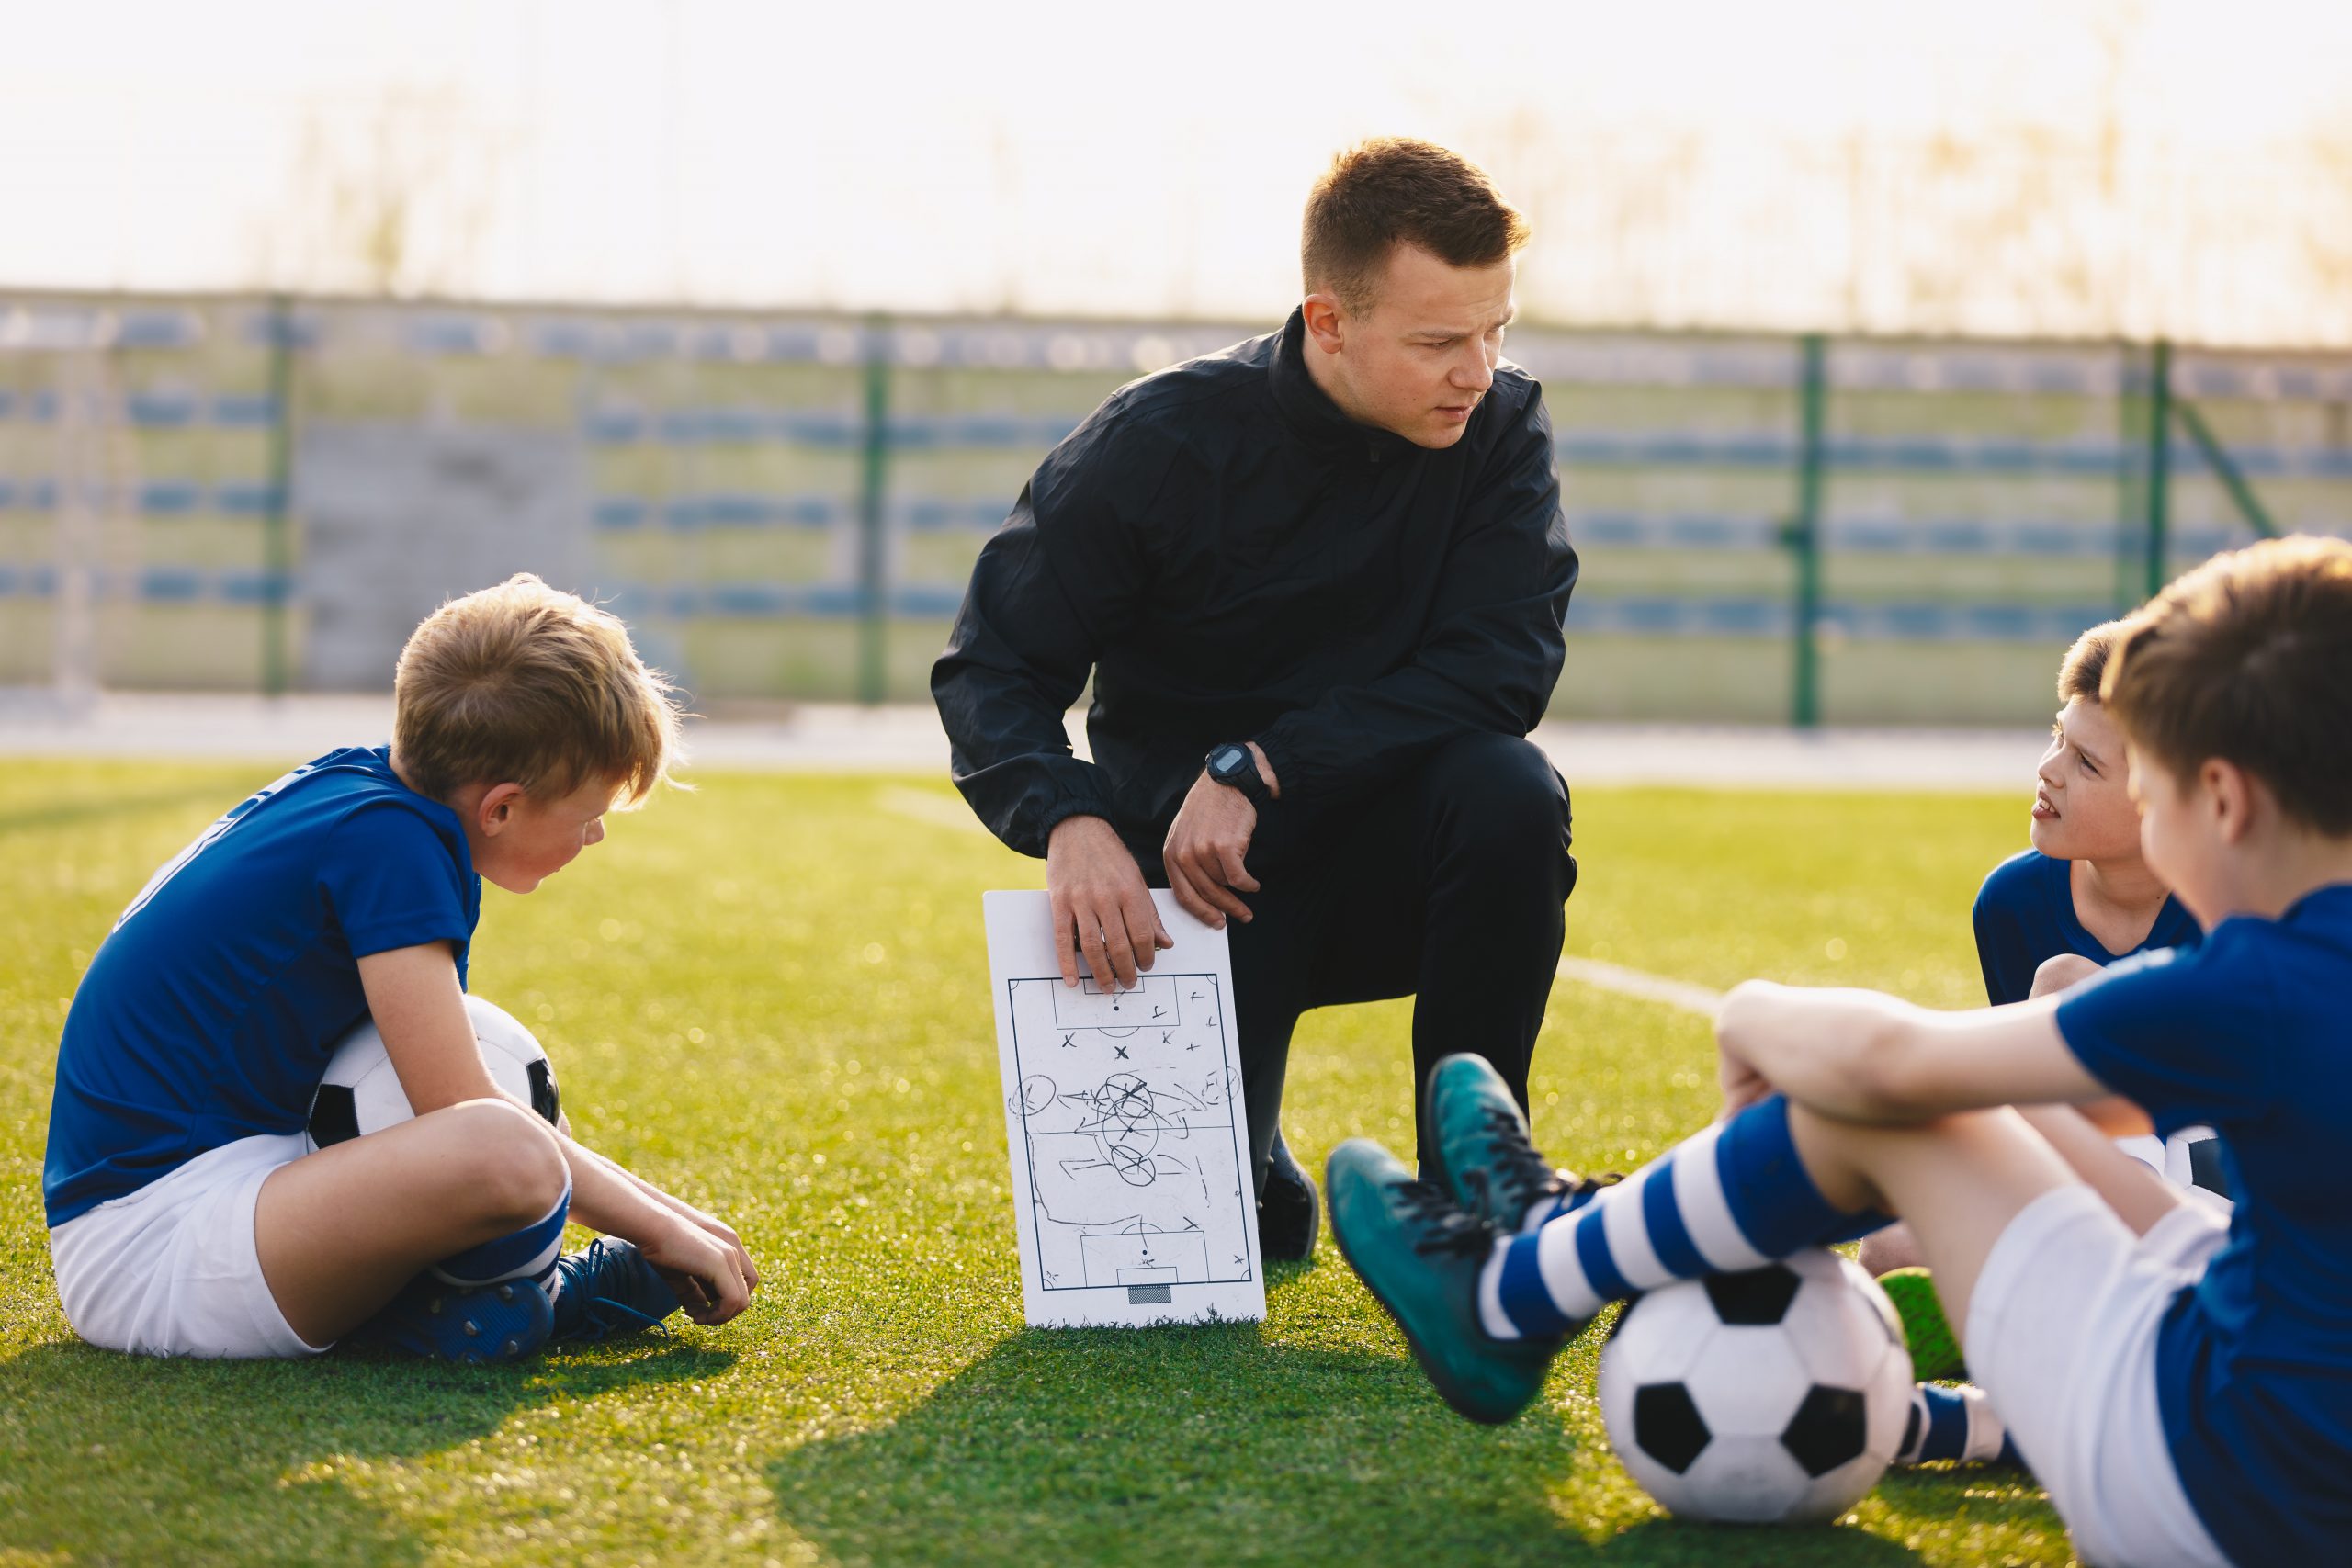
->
xmin=1035 ymin=795 xmax=1118 ymax=846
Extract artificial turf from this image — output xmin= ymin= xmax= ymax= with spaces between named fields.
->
xmin=0 ymin=757 xmax=2079 ymax=1565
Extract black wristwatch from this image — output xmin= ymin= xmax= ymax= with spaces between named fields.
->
xmin=1204 ymin=742 xmax=1272 ymax=809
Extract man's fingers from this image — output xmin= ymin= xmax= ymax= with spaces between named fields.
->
xmin=1103 ymin=915 xmax=1141 ymax=990
xmin=1167 ymin=863 xmax=1221 ymax=929
xmin=1051 ymin=892 xmax=1080 ymax=987
xmin=1216 ymin=843 xmax=1261 ymax=894
xmin=1122 ymin=890 xmax=1167 ymax=968
xmin=1078 ymin=913 xmax=1118 ymax=992
xmin=1194 ymin=874 xmax=1250 ymax=923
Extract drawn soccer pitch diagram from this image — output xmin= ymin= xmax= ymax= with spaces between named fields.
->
xmin=987 ymin=888 xmax=1265 ymax=1326
xmin=1008 ymin=975 xmax=1253 ymax=1294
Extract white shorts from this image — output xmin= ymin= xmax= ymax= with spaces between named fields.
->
xmin=1967 ymin=1183 xmax=2232 ymax=1568
xmin=48 ymin=1132 xmax=326 ymax=1359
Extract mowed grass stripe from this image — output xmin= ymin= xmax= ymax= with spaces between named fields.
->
xmin=1 ymin=762 xmax=2070 ymax=1566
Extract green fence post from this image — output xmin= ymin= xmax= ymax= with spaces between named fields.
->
xmin=2144 ymin=337 xmax=2173 ymax=601
xmin=856 ymin=312 xmax=892 ymax=706
xmin=1790 ymin=333 xmax=1826 ymax=728
xmin=2172 ymin=394 xmax=2278 ymax=540
xmin=2114 ymin=341 xmax=2142 ymax=615
xmin=261 ymin=295 xmax=293 ymax=697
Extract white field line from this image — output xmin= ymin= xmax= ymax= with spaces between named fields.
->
xmin=877 ymin=784 xmax=989 ymax=833
xmin=1555 ymin=956 xmax=1724 ymax=1018
xmin=884 ymin=785 xmax=1727 ymax=1018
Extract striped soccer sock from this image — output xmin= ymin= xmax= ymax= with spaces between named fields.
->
xmin=1478 ymin=1094 xmax=1887 ymax=1339
xmin=431 ymin=1170 xmax=572 ymax=1304
xmin=1895 ymin=1382 xmax=2018 ymax=1467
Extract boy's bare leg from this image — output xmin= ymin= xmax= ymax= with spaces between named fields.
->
xmin=254 ymin=1098 xmax=570 ymax=1345
xmin=1858 ymin=953 xmax=2163 ymax=1276
xmin=1787 ymin=1104 xmax=2144 ymax=1345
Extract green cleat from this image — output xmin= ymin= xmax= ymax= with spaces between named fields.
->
xmin=1326 ymin=1137 xmax=1571 ymax=1424
xmin=1880 ymin=1266 xmax=1968 ymax=1381
xmin=1423 ymin=1053 xmax=1614 ymax=1234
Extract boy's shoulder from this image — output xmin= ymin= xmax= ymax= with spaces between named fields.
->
xmin=1973 ymin=848 xmax=2061 ymax=915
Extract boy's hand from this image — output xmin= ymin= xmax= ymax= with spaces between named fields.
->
xmin=641 ymin=1213 xmax=756 ymax=1325
xmin=1713 ymin=979 xmax=1780 ymax=1117
xmin=1716 ymin=1034 xmax=1775 ymax=1120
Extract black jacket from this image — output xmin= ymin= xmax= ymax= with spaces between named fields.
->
xmin=931 ymin=309 xmax=1578 ymax=872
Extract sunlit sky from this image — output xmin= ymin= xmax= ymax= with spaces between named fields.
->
xmin=4 ymin=0 xmax=2349 ymax=339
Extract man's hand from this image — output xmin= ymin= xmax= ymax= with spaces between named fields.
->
xmin=1163 ymin=742 xmax=1278 ymax=931
xmin=1046 ymin=815 xmax=1171 ymax=991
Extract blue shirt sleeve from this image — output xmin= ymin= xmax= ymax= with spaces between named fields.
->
xmin=2054 ymin=934 xmax=2277 ymax=1134
xmin=319 ymin=803 xmax=474 ymax=961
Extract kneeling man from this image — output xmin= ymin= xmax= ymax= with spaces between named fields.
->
xmin=933 ymin=139 xmax=1580 ymax=1259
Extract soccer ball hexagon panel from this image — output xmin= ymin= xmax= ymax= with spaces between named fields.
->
xmin=1598 ymin=1249 xmax=1912 ymax=1525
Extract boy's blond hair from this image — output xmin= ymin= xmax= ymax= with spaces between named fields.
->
xmin=2103 ymin=535 xmax=2352 ymax=835
xmin=2056 ymin=620 xmax=2128 ymax=705
xmin=393 ymin=574 xmax=682 ymax=807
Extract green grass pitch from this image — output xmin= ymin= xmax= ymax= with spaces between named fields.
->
xmin=1 ymin=760 xmax=2078 ymax=1564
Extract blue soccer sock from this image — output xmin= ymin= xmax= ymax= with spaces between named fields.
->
xmin=1894 ymin=1382 xmax=2017 ymax=1466
xmin=1477 ymin=1095 xmax=1888 ymax=1339
xmin=431 ymin=1170 xmax=571 ymax=1303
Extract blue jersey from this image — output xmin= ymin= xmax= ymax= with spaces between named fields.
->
xmin=1972 ymin=848 xmax=2200 ymax=1006
xmin=2055 ymin=884 xmax=2352 ymax=1563
xmin=44 ymin=747 xmax=477 ymax=1227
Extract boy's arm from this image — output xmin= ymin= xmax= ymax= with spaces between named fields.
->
xmin=359 ymin=942 xmax=756 ymax=1321
xmin=357 ymin=942 xmax=506 ymax=1110
xmin=1714 ymin=980 xmax=2110 ymax=1123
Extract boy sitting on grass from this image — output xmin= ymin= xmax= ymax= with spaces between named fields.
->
xmin=1867 ymin=620 xmax=2225 ymax=1406
xmin=45 ymin=574 xmax=758 ymax=1361
xmin=1329 ymin=535 xmax=2352 ymax=1565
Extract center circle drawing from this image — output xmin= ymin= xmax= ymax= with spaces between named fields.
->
xmin=1097 ymin=1072 xmax=1161 ymax=1184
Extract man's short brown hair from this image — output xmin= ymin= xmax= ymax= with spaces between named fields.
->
xmin=2102 ymin=535 xmax=2352 ymax=835
xmin=1301 ymin=138 xmax=1530 ymax=314
xmin=393 ymin=573 xmax=683 ymax=807
xmin=2057 ymin=619 xmax=2129 ymax=704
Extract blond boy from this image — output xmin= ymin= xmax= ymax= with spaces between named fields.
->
xmin=46 ymin=575 xmax=756 ymax=1360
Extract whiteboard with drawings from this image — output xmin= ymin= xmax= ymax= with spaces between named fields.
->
xmin=984 ymin=889 xmax=1264 ymax=1327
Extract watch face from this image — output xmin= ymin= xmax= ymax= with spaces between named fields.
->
xmin=1212 ymin=746 xmax=1247 ymax=774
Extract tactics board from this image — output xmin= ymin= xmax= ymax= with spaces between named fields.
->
xmin=983 ymin=890 xmax=1264 ymax=1327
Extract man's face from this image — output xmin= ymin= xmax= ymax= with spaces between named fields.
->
xmin=1305 ymin=243 xmax=1517 ymax=449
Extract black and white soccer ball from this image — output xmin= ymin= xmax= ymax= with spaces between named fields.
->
xmin=1597 ymin=1249 xmax=1911 ymax=1524
xmin=306 ymin=995 xmax=560 ymax=1150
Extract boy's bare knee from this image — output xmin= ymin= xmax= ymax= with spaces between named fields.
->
xmin=2030 ymin=953 xmax=2101 ymax=998
xmin=439 ymin=1099 xmax=567 ymax=1224
xmin=1858 ymin=1224 xmax=1925 ymax=1275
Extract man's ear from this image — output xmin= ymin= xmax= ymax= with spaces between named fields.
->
xmin=1301 ymin=292 xmax=1347 ymax=354
xmin=476 ymin=781 xmax=527 ymax=837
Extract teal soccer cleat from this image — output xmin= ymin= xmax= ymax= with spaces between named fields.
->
xmin=1327 ymin=1138 xmax=1572 ymax=1424
xmin=1423 ymin=1053 xmax=1612 ymax=1234
xmin=352 ymin=1273 xmax=553 ymax=1363
xmin=549 ymin=1239 xmax=683 ymax=1344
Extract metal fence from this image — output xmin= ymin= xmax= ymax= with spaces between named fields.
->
xmin=2 ymin=292 xmax=2345 ymax=726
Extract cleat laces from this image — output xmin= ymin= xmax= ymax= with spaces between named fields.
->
xmin=1390 ymin=1179 xmax=1499 ymax=1259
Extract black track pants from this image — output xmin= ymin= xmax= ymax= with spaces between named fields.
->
xmin=1208 ymin=731 xmax=1577 ymax=1194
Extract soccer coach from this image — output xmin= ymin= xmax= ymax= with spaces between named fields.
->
xmin=933 ymin=139 xmax=1578 ymax=1261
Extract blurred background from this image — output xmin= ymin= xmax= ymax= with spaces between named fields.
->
xmin=4 ymin=0 xmax=2348 ymax=725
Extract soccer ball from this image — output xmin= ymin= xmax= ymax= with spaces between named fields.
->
xmin=306 ymin=994 xmax=561 ymax=1149
xmin=1597 ymin=1249 xmax=1912 ymax=1524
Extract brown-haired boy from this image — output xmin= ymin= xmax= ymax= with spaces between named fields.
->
xmin=1330 ymin=536 xmax=2352 ymax=1564
xmin=46 ymin=574 xmax=757 ymax=1360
